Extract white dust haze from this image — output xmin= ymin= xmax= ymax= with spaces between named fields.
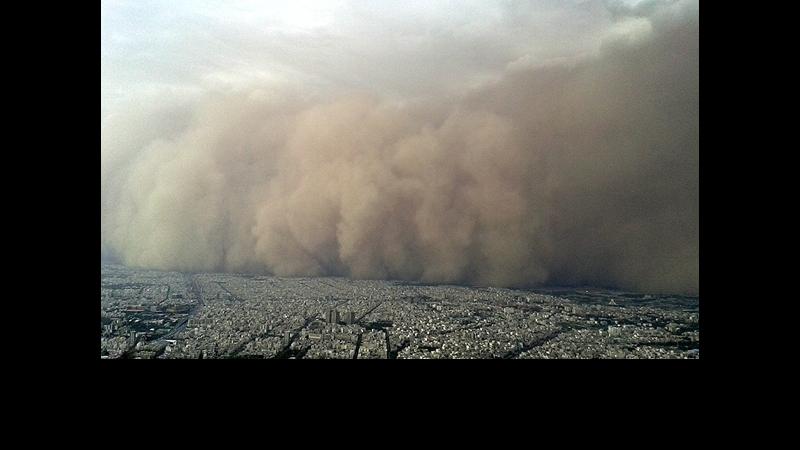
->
xmin=101 ymin=0 xmax=698 ymax=294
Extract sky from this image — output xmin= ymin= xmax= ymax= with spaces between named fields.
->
xmin=102 ymin=0 xmax=662 ymax=117
xmin=101 ymin=0 xmax=699 ymax=294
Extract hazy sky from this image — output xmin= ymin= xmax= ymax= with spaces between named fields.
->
xmin=101 ymin=0 xmax=699 ymax=294
xmin=102 ymin=0 xmax=657 ymax=117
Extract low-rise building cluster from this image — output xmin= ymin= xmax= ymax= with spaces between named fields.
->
xmin=101 ymin=264 xmax=700 ymax=359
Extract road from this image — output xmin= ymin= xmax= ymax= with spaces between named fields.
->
xmin=500 ymin=328 xmax=564 ymax=359
xmin=214 ymin=281 xmax=244 ymax=302
xmin=154 ymin=275 xmax=204 ymax=343
xmin=356 ymin=300 xmax=384 ymax=323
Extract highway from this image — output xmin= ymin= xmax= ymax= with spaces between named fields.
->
xmin=154 ymin=275 xmax=204 ymax=343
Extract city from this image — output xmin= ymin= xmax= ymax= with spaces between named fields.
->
xmin=100 ymin=264 xmax=699 ymax=359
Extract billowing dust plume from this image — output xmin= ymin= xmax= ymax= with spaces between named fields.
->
xmin=101 ymin=2 xmax=698 ymax=294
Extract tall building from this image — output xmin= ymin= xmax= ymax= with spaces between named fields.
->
xmin=343 ymin=311 xmax=355 ymax=325
xmin=327 ymin=309 xmax=339 ymax=324
xmin=128 ymin=330 xmax=137 ymax=348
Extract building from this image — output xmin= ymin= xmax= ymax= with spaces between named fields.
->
xmin=326 ymin=309 xmax=339 ymax=324
xmin=343 ymin=311 xmax=355 ymax=325
xmin=128 ymin=330 xmax=137 ymax=348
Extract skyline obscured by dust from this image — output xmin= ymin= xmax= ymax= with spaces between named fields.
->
xmin=101 ymin=0 xmax=698 ymax=294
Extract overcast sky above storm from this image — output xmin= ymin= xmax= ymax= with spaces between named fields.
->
xmin=101 ymin=0 xmax=699 ymax=294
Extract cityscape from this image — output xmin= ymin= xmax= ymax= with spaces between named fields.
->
xmin=101 ymin=264 xmax=699 ymax=359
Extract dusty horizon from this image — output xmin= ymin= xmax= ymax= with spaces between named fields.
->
xmin=101 ymin=0 xmax=699 ymax=295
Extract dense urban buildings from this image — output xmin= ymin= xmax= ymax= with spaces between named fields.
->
xmin=101 ymin=264 xmax=699 ymax=359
